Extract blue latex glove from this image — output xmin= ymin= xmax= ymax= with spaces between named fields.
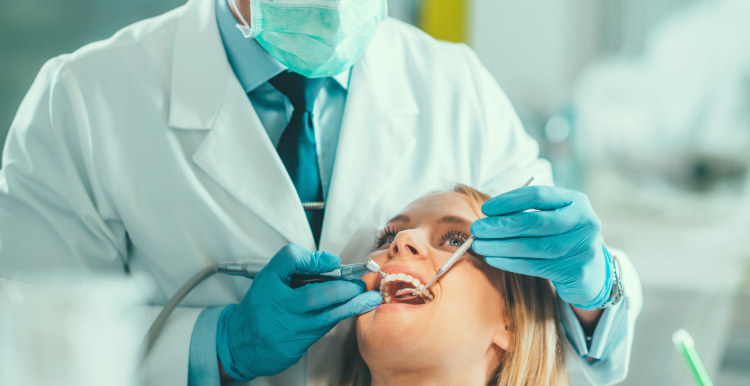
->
xmin=216 ymin=245 xmax=382 ymax=381
xmin=471 ymin=186 xmax=612 ymax=310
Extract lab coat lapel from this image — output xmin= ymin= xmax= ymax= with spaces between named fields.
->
xmin=169 ymin=0 xmax=314 ymax=250
xmin=193 ymin=88 xmax=316 ymax=250
xmin=318 ymin=39 xmax=419 ymax=257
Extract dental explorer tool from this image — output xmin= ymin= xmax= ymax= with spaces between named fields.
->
xmin=143 ymin=258 xmax=381 ymax=356
xmin=394 ymin=177 xmax=535 ymax=301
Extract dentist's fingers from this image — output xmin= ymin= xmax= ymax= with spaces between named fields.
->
xmin=269 ymin=245 xmax=341 ymax=281
xmin=280 ymin=279 xmax=367 ymax=314
xmin=306 ymin=291 xmax=383 ymax=331
xmin=472 ymin=231 xmax=597 ymax=259
xmin=481 ymin=186 xmax=581 ymax=216
xmin=471 ymin=204 xmax=596 ymax=239
xmin=483 ymin=256 xmax=553 ymax=278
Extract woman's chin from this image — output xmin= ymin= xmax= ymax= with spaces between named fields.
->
xmin=356 ymin=310 xmax=433 ymax=364
xmin=358 ymin=298 xmax=433 ymax=328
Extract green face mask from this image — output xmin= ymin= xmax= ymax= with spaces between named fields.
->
xmin=232 ymin=0 xmax=388 ymax=78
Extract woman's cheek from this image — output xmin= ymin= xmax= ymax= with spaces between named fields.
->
xmin=445 ymin=261 xmax=498 ymax=313
xmin=371 ymin=251 xmax=389 ymax=268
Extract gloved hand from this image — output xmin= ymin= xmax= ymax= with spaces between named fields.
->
xmin=471 ymin=186 xmax=612 ymax=310
xmin=216 ymin=245 xmax=382 ymax=381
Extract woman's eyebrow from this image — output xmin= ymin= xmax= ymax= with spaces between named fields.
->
xmin=387 ymin=214 xmax=410 ymax=224
xmin=437 ymin=215 xmax=471 ymax=227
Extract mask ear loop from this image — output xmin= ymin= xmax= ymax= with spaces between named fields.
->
xmin=379 ymin=0 xmax=388 ymax=22
xmin=231 ymin=0 xmax=263 ymax=38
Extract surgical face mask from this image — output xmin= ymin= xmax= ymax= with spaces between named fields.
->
xmin=231 ymin=0 xmax=388 ymax=78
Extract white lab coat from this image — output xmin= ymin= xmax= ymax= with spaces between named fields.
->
xmin=0 ymin=0 xmax=642 ymax=384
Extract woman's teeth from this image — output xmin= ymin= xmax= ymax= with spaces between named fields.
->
xmin=379 ymin=273 xmax=434 ymax=304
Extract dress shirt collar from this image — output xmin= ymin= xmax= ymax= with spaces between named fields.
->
xmin=215 ymin=0 xmax=350 ymax=93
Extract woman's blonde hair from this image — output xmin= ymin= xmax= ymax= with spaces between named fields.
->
xmin=340 ymin=184 xmax=569 ymax=386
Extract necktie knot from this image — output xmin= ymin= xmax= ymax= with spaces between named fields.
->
xmin=269 ymin=71 xmax=327 ymax=112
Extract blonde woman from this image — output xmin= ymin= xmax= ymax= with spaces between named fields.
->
xmin=341 ymin=185 xmax=569 ymax=386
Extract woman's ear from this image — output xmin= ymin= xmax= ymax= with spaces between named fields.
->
xmin=492 ymin=323 xmax=514 ymax=353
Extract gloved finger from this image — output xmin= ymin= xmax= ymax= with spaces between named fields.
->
xmin=484 ymin=256 xmax=554 ymax=279
xmin=481 ymin=186 xmax=582 ymax=216
xmin=472 ymin=231 xmax=593 ymax=259
xmin=471 ymin=204 xmax=595 ymax=239
xmin=269 ymin=245 xmax=341 ymax=280
xmin=280 ymin=279 xmax=367 ymax=314
xmin=306 ymin=291 xmax=383 ymax=332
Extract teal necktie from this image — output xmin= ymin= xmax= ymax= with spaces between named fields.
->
xmin=269 ymin=71 xmax=327 ymax=246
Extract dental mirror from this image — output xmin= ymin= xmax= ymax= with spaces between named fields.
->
xmin=393 ymin=177 xmax=535 ymax=301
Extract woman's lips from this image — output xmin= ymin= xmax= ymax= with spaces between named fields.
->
xmin=376 ymin=302 xmax=428 ymax=313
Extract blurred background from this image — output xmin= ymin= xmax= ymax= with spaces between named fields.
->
xmin=1 ymin=0 xmax=749 ymax=384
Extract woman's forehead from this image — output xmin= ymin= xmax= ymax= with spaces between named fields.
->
xmin=395 ymin=192 xmax=478 ymax=224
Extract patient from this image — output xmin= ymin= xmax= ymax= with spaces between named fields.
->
xmin=341 ymin=185 xmax=569 ymax=386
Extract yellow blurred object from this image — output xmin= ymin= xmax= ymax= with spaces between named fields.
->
xmin=417 ymin=0 xmax=470 ymax=43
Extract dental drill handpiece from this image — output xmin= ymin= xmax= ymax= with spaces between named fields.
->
xmin=288 ymin=258 xmax=381 ymax=289
xmin=216 ymin=258 xmax=381 ymax=289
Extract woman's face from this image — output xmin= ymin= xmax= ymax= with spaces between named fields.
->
xmin=357 ymin=192 xmax=512 ymax=377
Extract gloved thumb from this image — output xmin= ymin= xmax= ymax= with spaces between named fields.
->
xmin=271 ymin=245 xmax=341 ymax=279
xmin=354 ymin=291 xmax=383 ymax=315
xmin=311 ymin=292 xmax=382 ymax=330
xmin=484 ymin=256 xmax=548 ymax=279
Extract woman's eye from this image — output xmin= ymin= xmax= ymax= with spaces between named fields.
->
xmin=446 ymin=238 xmax=463 ymax=248
xmin=376 ymin=227 xmax=400 ymax=248
xmin=441 ymin=230 xmax=467 ymax=248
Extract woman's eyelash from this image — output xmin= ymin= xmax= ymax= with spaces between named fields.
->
xmin=441 ymin=229 xmax=468 ymax=243
xmin=375 ymin=226 xmax=400 ymax=248
xmin=375 ymin=228 xmax=468 ymax=248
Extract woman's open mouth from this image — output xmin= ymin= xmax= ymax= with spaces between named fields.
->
xmin=376 ymin=265 xmax=435 ymax=305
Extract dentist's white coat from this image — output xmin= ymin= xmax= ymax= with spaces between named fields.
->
xmin=0 ymin=0 xmax=642 ymax=384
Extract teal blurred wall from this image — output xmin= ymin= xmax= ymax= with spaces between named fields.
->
xmin=0 ymin=0 xmax=187 ymax=159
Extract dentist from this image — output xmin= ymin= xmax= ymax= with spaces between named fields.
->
xmin=0 ymin=0 xmax=642 ymax=385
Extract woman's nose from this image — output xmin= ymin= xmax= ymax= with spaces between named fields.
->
xmin=389 ymin=230 xmax=428 ymax=260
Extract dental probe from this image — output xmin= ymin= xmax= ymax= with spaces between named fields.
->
xmin=143 ymin=258 xmax=381 ymax=356
xmin=394 ymin=177 xmax=535 ymax=301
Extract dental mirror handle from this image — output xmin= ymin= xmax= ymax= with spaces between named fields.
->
xmin=412 ymin=235 xmax=476 ymax=296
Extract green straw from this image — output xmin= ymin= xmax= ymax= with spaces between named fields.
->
xmin=672 ymin=329 xmax=714 ymax=386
